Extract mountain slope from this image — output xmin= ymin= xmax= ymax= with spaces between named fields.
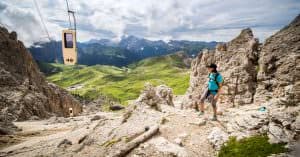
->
xmin=0 ymin=27 xmax=82 ymax=134
xmin=46 ymin=52 xmax=190 ymax=104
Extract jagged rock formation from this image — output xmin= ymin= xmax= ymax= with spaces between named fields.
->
xmin=155 ymin=85 xmax=174 ymax=107
xmin=136 ymin=83 xmax=174 ymax=111
xmin=0 ymin=27 xmax=82 ymax=134
xmin=188 ymin=28 xmax=260 ymax=107
xmin=187 ymin=14 xmax=300 ymax=155
xmin=254 ymin=15 xmax=300 ymax=105
xmin=207 ymin=127 xmax=229 ymax=150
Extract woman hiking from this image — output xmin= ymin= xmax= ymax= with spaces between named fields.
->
xmin=198 ymin=63 xmax=223 ymax=121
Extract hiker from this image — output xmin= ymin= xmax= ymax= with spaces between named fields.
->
xmin=198 ymin=63 xmax=223 ymax=121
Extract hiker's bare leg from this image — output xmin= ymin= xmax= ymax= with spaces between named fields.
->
xmin=198 ymin=99 xmax=205 ymax=116
xmin=212 ymin=105 xmax=217 ymax=116
xmin=194 ymin=101 xmax=199 ymax=111
xmin=212 ymin=96 xmax=217 ymax=118
xmin=199 ymin=93 xmax=206 ymax=112
xmin=199 ymin=102 xmax=205 ymax=112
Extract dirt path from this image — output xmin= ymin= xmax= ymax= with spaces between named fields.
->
xmin=127 ymin=97 xmax=227 ymax=157
xmin=159 ymin=108 xmax=223 ymax=156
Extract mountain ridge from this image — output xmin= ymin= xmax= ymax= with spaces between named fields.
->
xmin=28 ymin=35 xmax=218 ymax=67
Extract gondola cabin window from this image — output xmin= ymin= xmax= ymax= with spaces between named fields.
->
xmin=62 ymin=30 xmax=77 ymax=65
xmin=64 ymin=33 xmax=73 ymax=48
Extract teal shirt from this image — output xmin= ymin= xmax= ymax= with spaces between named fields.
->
xmin=208 ymin=72 xmax=223 ymax=95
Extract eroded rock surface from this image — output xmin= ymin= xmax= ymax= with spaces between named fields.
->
xmin=254 ymin=14 xmax=300 ymax=105
xmin=188 ymin=28 xmax=259 ymax=107
xmin=185 ymin=14 xmax=300 ymax=156
xmin=136 ymin=83 xmax=174 ymax=111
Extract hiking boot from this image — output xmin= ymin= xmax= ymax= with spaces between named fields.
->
xmin=210 ymin=115 xmax=217 ymax=121
xmin=198 ymin=111 xmax=204 ymax=116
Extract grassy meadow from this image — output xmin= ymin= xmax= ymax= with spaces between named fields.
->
xmin=45 ymin=53 xmax=190 ymax=104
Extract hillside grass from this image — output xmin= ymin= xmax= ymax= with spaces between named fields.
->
xmin=46 ymin=54 xmax=190 ymax=105
xmin=218 ymin=135 xmax=288 ymax=157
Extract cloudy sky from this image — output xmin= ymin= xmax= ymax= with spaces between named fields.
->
xmin=0 ymin=0 xmax=299 ymax=46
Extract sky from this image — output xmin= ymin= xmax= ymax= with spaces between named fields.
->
xmin=0 ymin=0 xmax=299 ymax=46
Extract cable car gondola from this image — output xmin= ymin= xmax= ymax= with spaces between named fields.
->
xmin=62 ymin=29 xmax=77 ymax=65
xmin=62 ymin=0 xmax=77 ymax=65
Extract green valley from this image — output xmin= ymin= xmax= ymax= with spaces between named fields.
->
xmin=45 ymin=53 xmax=191 ymax=104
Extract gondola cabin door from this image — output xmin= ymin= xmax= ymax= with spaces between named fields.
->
xmin=62 ymin=29 xmax=77 ymax=65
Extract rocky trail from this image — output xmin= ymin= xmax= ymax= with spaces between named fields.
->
xmin=0 ymin=95 xmax=225 ymax=157
xmin=2 ymin=91 xmax=298 ymax=157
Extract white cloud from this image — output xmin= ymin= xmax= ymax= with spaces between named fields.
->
xmin=0 ymin=0 xmax=299 ymax=46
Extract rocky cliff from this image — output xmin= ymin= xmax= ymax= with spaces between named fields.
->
xmin=189 ymin=15 xmax=300 ymax=108
xmin=255 ymin=15 xmax=300 ymax=105
xmin=186 ymin=14 xmax=300 ymax=153
xmin=0 ymin=27 xmax=82 ymax=134
xmin=188 ymin=28 xmax=260 ymax=107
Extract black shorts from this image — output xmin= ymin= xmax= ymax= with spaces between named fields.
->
xmin=200 ymin=89 xmax=217 ymax=107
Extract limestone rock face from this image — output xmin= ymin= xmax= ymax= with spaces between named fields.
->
xmin=136 ymin=83 xmax=174 ymax=111
xmin=254 ymin=15 xmax=300 ymax=105
xmin=223 ymin=101 xmax=300 ymax=145
xmin=155 ymin=84 xmax=174 ymax=107
xmin=187 ymin=15 xmax=300 ymax=154
xmin=188 ymin=28 xmax=259 ymax=107
xmin=0 ymin=27 xmax=82 ymax=133
xmin=137 ymin=83 xmax=162 ymax=111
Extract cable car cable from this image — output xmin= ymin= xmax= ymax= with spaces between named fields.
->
xmin=65 ymin=0 xmax=72 ymax=29
xmin=32 ymin=0 xmax=58 ymax=63
xmin=62 ymin=0 xmax=78 ymax=65
xmin=33 ymin=0 xmax=50 ymax=41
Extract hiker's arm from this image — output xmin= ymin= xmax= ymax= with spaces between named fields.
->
xmin=218 ymin=83 xmax=223 ymax=95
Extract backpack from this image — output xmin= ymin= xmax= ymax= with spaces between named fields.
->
xmin=208 ymin=72 xmax=220 ymax=89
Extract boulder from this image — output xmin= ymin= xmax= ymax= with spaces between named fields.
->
xmin=268 ymin=122 xmax=289 ymax=144
xmin=156 ymin=84 xmax=174 ymax=106
xmin=136 ymin=83 xmax=175 ymax=111
xmin=146 ymin=137 xmax=188 ymax=157
xmin=207 ymin=127 xmax=229 ymax=150
xmin=109 ymin=104 xmax=124 ymax=111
